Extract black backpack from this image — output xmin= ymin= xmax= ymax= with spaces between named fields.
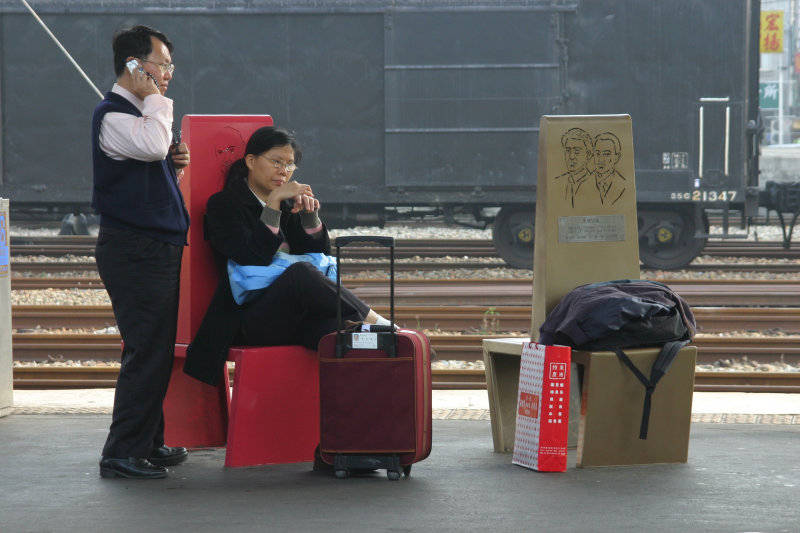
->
xmin=538 ymin=279 xmax=696 ymax=439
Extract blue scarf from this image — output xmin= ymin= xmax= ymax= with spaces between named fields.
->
xmin=227 ymin=252 xmax=337 ymax=305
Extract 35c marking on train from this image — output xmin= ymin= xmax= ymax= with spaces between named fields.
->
xmin=670 ymin=191 xmax=738 ymax=202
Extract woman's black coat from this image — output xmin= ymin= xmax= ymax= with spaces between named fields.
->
xmin=184 ymin=177 xmax=329 ymax=385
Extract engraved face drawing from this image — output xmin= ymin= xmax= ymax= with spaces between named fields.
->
xmin=214 ymin=126 xmax=246 ymax=178
xmin=563 ymin=136 xmax=592 ymax=173
xmin=555 ymin=128 xmax=594 ymax=209
xmin=554 ymin=127 xmax=627 ymax=209
xmin=593 ymin=132 xmax=626 ymax=206
xmin=594 ymin=137 xmax=621 ymax=174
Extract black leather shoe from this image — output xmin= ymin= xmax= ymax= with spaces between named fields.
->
xmin=99 ymin=457 xmax=167 ymax=479
xmin=149 ymin=445 xmax=188 ymax=467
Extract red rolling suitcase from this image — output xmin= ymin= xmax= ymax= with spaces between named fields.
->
xmin=318 ymin=235 xmax=432 ymax=480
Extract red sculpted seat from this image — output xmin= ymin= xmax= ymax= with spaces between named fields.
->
xmin=163 ymin=115 xmax=320 ymax=467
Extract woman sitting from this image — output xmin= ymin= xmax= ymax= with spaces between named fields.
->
xmin=184 ymin=126 xmax=389 ymax=385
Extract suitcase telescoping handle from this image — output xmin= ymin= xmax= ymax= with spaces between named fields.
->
xmin=334 ymin=235 xmax=395 ymax=358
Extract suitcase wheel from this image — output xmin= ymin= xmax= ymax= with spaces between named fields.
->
xmin=332 ymin=454 xmax=408 ymax=481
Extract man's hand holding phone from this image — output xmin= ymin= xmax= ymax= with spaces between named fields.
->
xmin=170 ymin=142 xmax=190 ymax=171
xmin=125 ymin=59 xmax=160 ymax=99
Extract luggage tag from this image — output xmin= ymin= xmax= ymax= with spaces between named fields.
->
xmin=352 ymin=330 xmax=378 ymax=350
xmin=337 ymin=324 xmax=396 ymax=356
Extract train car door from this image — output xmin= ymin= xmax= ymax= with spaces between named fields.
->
xmin=694 ymin=97 xmax=742 ymax=197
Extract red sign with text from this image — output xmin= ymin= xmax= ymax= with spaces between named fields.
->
xmin=513 ymin=342 xmax=571 ymax=472
xmin=761 ymin=11 xmax=784 ymax=53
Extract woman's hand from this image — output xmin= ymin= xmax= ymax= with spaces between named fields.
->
xmin=265 ymin=181 xmax=317 ymax=211
xmin=291 ymin=193 xmax=320 ymax=213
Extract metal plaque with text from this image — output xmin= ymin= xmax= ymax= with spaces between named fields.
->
xmin=557 ymin=215 xmax=626 ymax=243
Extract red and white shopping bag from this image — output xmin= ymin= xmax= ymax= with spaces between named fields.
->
xmin=512 ymin=342 xmax=571 ymax=472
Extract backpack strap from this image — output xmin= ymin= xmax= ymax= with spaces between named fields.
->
xmin=612 ymin=340 xmax=688 ymax=439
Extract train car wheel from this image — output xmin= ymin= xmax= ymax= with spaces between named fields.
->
xmin=638 ymin=207 xmax=708 ymax=270
xmin=492 ymin=207 xmax=535 ymax=269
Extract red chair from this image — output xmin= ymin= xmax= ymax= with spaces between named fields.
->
xmin=165 ymin=343 xmax=229 ymax=448
xmin=163 ymin=115 xmax=320 ymax=467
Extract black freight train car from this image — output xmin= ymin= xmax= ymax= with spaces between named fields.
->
xmin=0 ymin=0 xmax=762 ymax=269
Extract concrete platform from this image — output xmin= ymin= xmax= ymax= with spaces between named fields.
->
xmin=0 ymin=413 xmax=798 ymax=533
xmin=1 ymin=389 xmax=799 ymax=532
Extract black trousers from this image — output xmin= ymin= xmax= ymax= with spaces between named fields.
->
xmin=95 ymin=227 xmax=183 ymax=459
xmin=238 ymin=261 xmax=370 ymax=350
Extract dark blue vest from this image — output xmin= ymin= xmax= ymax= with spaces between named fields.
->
xmin=91 ymin=92 xmax=189 ymax=246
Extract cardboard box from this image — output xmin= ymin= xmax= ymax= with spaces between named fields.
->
xmin=573 ymin=346 xmax=697 ymax=467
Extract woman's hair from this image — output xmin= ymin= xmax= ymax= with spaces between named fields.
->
xmin=224 ymin=126 xmax=302 ymax=189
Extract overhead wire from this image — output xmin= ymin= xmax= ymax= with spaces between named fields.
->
xmin=19 ymin=0 xmax=104 ymax=100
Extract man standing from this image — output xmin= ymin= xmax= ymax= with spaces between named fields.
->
xmin=91 ymin=25 xmax=190 ymax=479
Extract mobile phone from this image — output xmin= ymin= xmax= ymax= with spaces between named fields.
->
xmin=126 ymin=59 xmax=160 ymax=89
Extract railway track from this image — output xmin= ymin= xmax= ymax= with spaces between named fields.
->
xmin=11 ymin=257 xmax=800 ymax=290
xmin=345 ymin=279 xmax=800 ymax=307
xmin=11 ymin=234 xmax=800 ymax=259
xmin=9 ymin=259 xmax=516 ymax=285
xmin=11 ymin=331 xmax=800 ymax=367
xmin=9 ymin=236 xmax=800 ymax=393
xmin=11 ymin=236 xmax=800 ymax=291
xmin=11 ymin=277 xmax=105 ymax=290
xmin=9 ymin=237 xmax=500 ymax=259
xmin=12 ymin=304 xmax=800 ymax=334
xmin=16 ymin=278 xmax=800 ymax=307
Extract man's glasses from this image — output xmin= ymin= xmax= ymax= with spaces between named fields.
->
xmin=140 ymin=59 xmax=175 ymax=75
xmin=260 ymin=155 xmax=297 ymax=173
